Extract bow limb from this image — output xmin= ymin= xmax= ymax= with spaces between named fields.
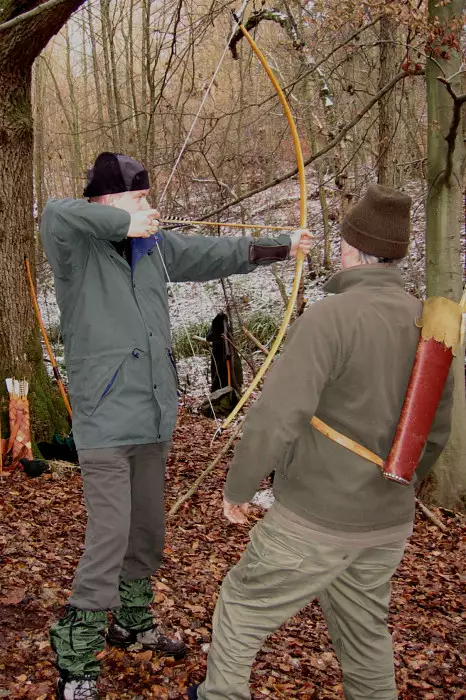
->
xmin=221 ymin=19 xmax=308 ymax=431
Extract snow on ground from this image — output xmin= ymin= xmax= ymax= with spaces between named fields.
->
xmin=36 ymin=177 xmax=433 ymax=396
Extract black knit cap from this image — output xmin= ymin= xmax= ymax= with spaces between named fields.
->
xmin=83 ymin=152 xmax=150 ymax=197
xmin=341 ymin=184 xmax=411 ymax=260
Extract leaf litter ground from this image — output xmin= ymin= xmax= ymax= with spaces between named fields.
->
xmin=0 ymin=408 xmax=465 ymax=699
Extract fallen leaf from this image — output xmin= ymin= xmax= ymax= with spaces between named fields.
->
xmin=0 ymin=587 xmax=26 ymax=605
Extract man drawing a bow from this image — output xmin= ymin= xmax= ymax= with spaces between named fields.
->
xmin=40 ymin=151 xmax=311 ymax=700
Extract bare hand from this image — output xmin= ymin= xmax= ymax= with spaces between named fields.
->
xmin=289 ymin=228 xmax=313 ymax=259
xmin=127 ymin=209 xmax=161 ymax=238
xmin=223 ymin=496 xmax=249 ymax=524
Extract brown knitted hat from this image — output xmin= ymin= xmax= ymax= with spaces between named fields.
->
xmin=341 ymin=184 xmax=411 ymax=260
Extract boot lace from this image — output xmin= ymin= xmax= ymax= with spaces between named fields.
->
xmin=73 ymin=679 xmax=98 ymax=699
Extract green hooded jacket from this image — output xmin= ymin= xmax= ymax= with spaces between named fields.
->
xmin=40 ymin=198 xmax=291 ymax=449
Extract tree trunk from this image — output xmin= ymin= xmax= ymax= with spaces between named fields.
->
xmin=87 ymin=2 xmax=105 ymax=134
xmin=424 ymin=0 xmax=466 ymax=509
xmin=378 ymin=15 xmax=398 ymax=186
xmin=0 ymin=0 xmax=84 ymax=443
xmin=140 ymin=0 xmax=150 ymax=161
xmin=65 ymin=23 xmax=83 ymax=196
xmin=106 ymin=3 xmax=124 ymax=150
xmin=33 ymin=60 xmax=45 ymax=232
xmin=81 ymin=8 xmax=89 ymax=168
xmin=0 ymin=71 xmax=67 ymax=441
xmin=100 ymin=0 xmax=119 ymax=149
xmin=126 ymin=0 xmax=141 ymax=150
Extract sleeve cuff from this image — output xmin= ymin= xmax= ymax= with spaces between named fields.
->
xmin=248 ymin=234 xmax=291 ymax=264
xmin=224 ymin=486 xmax=255 ymax=505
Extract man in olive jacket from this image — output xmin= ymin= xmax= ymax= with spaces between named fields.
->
xmin=40 ymin=152 xmax=310 ymax=700
xmin=192 ymin=185 xmax=453 ymax=700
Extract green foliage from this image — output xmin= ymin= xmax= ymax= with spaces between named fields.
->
xmin=172 ymin=321 xmax=211 ymax=359
xmin=171 ymin=311 xmax=281 ymax=360
xmin=242 ymin=310 xmax=281 ymax=349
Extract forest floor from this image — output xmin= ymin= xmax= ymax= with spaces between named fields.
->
xmin=1 ymin=407 xmax=465 ymax=700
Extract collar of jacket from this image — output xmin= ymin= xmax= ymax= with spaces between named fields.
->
xmin=131 ymin=232 xmax=162 ymax=270
xmin=324 ymin=264 xmax=405 ymax=295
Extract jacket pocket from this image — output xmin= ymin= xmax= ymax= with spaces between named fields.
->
xmin=279 ymin=442 xmax=296 ymax=480
xmin=68 ymin=348 xmax=144 ymax=416
xmin=272 ymin=442 xmax=296 ymax=496
xmin=239 ymin=521 xmax=304 ymax=593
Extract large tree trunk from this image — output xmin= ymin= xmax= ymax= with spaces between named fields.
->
xmin=0 ymin=70 xmax=36 ymax=377
xmin=33 ymin=59 xmax=46 ymax=229
xmin=0 ymin=70 xmax=65 ymax=440
xmin=423 ymin=0 xmax=466 ymax=510
xmin=0 ymin=0 xmax=85 ymax=443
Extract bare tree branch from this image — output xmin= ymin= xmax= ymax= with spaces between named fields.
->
xmin=200 ymin=68 xmax=424 ymax=221
xmin=168 ymin=421 xmax=243 ymax=517
xmin=0 ymin=0 xmax=71 ymax=32
xmin=235 ymin=13 xmax=383 ymax=106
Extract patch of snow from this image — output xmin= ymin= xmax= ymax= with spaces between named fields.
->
xmin=34 ymin=178 xmax=439 ymax=402
xmin=176 ymin=356 xmax=211 ymax=399
xmin=201 ymin=643 xmax=211 ymax=653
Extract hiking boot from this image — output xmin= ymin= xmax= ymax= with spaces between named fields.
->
xmin=56 ymin=673 xmax=99 ymax=700
xmin=107 ymin=621 xmax=187 ymax=660
xmin=187 ymin=684 xmax=199 ymax=699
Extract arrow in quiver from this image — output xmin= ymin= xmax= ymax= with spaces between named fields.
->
xmin=3 ymin=378 xmax=33 ymax=471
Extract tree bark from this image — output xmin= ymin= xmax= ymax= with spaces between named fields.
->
xmin=87 ymin=2 xmax=105 ymax=134
xmin=0 ymin=0 xmax=83 ymax=441
xmin=100 ymin=0 xmax=119 ymax=149
xmin=378 ymin=15 xmax=398 ymax=186
xmin=424 ymin=0 xmax=466 ymax=509
xmin=33 ymin=59 xmax=45 ymax=231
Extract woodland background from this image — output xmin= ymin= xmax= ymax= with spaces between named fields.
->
xmin=0 ymin=1 xmax=465 ymax=697
xmin=0 ymin=0 xmax=465 ymax=506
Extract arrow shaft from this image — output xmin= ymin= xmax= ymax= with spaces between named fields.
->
xmin=160 ymin=217 xmax=296 ymax=232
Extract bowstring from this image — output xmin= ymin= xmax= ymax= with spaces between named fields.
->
xmin=154 ymin=243 xmax=221 ymax=430
xmin=158 ymin=0 xmax=249 ymax=207
xmin=155 ymin=1 xmax=249 ymax=429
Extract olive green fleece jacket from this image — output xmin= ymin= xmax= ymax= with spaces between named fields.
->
xmin=224 ymin=266 xmax=453 ymax=532
xmin=40 ymin=198 xmax=291 ymax=450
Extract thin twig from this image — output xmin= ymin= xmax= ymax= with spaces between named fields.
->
xmin=223 ymin=334 xmax=258 ymax=378
xmin=271 ymin=263 xmax=289 ymax=309
xmin=202 ymin=69 xmax=424 ymax=220
xmin=168 ymin=421 xmax=242 ymax=517
xmin=416 ymin=497 xmax=447 ymax=533
xmin=241 ymin=325 xmax=269 ymax=356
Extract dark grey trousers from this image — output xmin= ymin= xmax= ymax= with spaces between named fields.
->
xmin=69 ymin=442 xmax=170 ymax=611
